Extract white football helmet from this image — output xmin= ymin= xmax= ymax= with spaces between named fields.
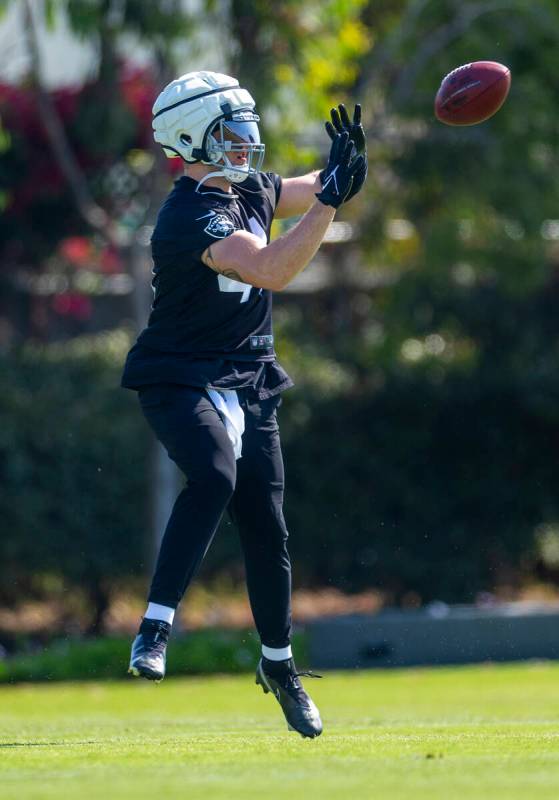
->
xmin=152 ymin=70 xmax=265 ymax=183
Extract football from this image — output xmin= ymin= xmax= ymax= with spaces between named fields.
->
xmin=434 ymin=61 xmax=511 ymax=126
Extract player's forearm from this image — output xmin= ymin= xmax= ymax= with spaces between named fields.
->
xmin=275 ymin=171 xmax=322 ymax=218
xmin=255 ymin=201 xmax=335 ymax=291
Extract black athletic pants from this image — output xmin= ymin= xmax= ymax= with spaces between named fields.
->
xmin=138 ymin=384 xmax=292 ymax=648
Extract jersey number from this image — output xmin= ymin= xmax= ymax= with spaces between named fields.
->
xmin=217 ymin=216 xmax=267 ymax=304
xmin=217 ymin=274 xmax=252 ymax=303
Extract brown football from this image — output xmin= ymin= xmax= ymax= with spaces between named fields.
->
xmin=435 ymin=61 xmax=511 ymax=126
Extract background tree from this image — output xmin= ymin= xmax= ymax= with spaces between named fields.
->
xmin=274 ymin=0 xmax=559 ymax=601
xmin=0 ymin=0 xmax=375 ymax=631
xmin=2 ymin=0 xmax=559 ymax=631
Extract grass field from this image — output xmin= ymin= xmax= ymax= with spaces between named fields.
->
xmin=2 ymin=662 xmax=559 ymax=799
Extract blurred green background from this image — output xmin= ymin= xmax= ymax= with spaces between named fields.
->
xmin=1 ymin=0 xmax=559 ymax=647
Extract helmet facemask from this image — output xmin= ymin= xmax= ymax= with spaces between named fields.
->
xmin=205 ymin=112 xmax=265 ymax=183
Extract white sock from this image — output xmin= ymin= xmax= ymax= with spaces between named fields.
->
xmin=145 ymin=602 xmax=175 ymax=625
xmin=262 ymin=644 xmax=292 ymax=661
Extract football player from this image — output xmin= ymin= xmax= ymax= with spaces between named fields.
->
xmin=122 ymin=70 xmax=367 ymax=738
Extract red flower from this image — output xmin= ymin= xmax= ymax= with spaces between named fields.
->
xmin=59 ymin=237 xmax=92 ymax=266
xmin=52 ymin=292 xmax=92 ymax=320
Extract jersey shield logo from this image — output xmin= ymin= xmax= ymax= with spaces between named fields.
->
xmin=204 ymin=213 xmax=235 ymax=239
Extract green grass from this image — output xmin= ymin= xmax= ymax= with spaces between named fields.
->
xmin=2 ymin=662 xmax=559 ymax=799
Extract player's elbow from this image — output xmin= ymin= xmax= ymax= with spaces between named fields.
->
xmin=269 ymin=276 xmax=290 ymax=292
xmin=250 ymin=274 xmax=287 ymax=292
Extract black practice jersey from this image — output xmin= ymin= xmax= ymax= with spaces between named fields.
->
xmin=121 ymin=172 xmax=293 ymax=398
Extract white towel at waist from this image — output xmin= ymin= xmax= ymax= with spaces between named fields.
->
xmin=206 ymin=389 xmax=245 ymax=459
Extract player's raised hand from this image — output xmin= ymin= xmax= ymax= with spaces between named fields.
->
xmin=323 ymin=104 xmax=368 ymax=203
xmin=315 ymin=132 xmax=366 ymax=209
xmin=325 ymin=104 xmax=366 ymax=156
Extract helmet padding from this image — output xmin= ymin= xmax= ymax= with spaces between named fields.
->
xmin=152 ymin=70 xmax=264 ymax=182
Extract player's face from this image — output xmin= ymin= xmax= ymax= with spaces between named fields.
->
xmin=222 ymin=128 xmax=248 ymax=165
xmin=213 ymin=119 xmax=261 ymax=166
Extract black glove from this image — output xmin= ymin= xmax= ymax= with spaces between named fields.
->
xmin=322 ymin=103 xmax=368 ymax=202
xmin=316 ymin=132 xmax=365 ymax=209
xmin=325 ymin=103 xmax=366 ymax=156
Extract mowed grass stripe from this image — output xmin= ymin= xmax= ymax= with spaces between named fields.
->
xmin=1 ymin=663 xmax=559 ymax=799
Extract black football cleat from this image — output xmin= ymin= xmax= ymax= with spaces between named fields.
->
xmin=256 ymin=657 xmax=323 ymax=739
xmin=128 ymin=618 xmax=171 ymax=682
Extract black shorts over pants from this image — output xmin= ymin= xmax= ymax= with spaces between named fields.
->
xmin=138 ymin=384 xmax=292 ymax=649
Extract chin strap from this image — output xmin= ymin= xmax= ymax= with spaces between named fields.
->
xmin=194 ymin=150 xmax=252 ymax=190
xmin=194 ymin=170 xmax=239 ymax=197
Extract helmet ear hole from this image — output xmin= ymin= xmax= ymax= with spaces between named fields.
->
xmin=179 ymin=133 xmax=192 ymax=145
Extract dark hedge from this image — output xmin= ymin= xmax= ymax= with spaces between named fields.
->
xmin=1 ymin=312 xmax=558 ymax=629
